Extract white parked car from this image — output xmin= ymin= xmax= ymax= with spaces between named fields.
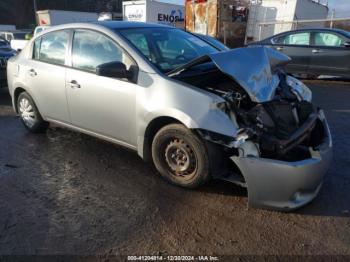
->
xmin=1 ymin=27 xmax=50 ymax=52
xmin=0 ymin=30 xmax=30 ymax=51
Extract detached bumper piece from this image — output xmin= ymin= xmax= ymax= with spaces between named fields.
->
xmin=231 ymin=110 xmax=332 ymax=211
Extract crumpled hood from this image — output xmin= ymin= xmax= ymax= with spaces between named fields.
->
xmin=209 ymin=47 xmax=290 ymax=102
xmin=169 ymin=46 xmax=291 ymax=103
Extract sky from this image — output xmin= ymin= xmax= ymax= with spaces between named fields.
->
xmin=159 ymin=0 xmax=183 ymax=5
xmin=160 ymin=0 xmax=350 ymax=18
xmin=328 ymin=0 xmax=350 ymax=17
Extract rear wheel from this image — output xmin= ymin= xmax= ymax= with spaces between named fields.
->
xmin=152 ymin=124 xmax=210 ymax=188
xmin=17 ymin=92 xmax=48 ymax=133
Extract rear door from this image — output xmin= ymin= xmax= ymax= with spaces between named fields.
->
xmin=270 ymin=31 xmax=312 ymax=74
xmin=308 ymin=31 xmax=350 ymax=77
xmin=24 ymin=30 xmax=70 ymax=122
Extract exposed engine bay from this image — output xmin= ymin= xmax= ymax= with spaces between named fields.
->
xmin=171 ymin=61 xmax=325 ymax=163
xmin=168 ymin=46 xmax=332 ymax=210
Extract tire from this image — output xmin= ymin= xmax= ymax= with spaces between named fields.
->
xmin=17 ymin=92 xmax=48 ymax=133
xmin=152 ymin=124 xmax=210 ymax=188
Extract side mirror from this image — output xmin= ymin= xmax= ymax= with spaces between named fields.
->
xmin=343 ymin=41 xmax=350 ymax=48
xmin=96 ymin=61 xmax=132 ymax=80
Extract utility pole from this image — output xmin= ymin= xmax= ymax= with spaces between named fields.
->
xmin=33 ymin=0 xmax=38 ymax=24
xmin=330 ymin=9 xmax=335 ymax=28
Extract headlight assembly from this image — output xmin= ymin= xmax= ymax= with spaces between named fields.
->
xmin=286 ymin=76 xmax=312 ymax=102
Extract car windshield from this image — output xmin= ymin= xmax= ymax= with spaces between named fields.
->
xmin=118 ymin=27 xmax=219 ymax=73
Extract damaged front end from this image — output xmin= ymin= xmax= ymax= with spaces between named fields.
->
xmin=170 ymin=47 xmax=333 ymax=211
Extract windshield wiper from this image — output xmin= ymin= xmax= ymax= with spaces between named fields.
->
xmin=167 ymin=55 xmax=212 ymax=77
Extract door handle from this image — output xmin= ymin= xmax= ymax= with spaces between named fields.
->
xmin=276 ymin=46 xmax=284 ymax=51
xmin=29 ymin=69 xmax=37 ymax=77
xmin=68 ymin=80 xmax=81 ymax=89
xmin=312 ymin=49 xmax=323 ymax=54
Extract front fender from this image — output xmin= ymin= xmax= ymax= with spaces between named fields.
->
xmin=135 ymin=71 xmax=239 ymax=160
xmin=136 ymin=107 xmax=238 ymax=159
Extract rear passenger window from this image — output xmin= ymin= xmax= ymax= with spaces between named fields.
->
xmin=72 ymin=30 xmax=133 ymax=73
xmin=274 ymin=32 xmax=310 ymax=46
xmin=35 ymin=30 xmax=69 ymax=65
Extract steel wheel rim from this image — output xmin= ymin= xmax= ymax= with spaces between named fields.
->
xmin=19 ymin=98 xmax=36 ymax=128
xmin=164 ymin=138 xmax=198 ymax=180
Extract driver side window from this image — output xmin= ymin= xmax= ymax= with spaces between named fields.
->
xmin=72 ymin=30 xmax=133 ymax=73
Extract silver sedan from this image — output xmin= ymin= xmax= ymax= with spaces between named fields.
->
xmin=6 ymin=22 xmax=332 ymax=211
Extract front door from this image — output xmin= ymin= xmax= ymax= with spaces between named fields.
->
xmin=271 ymin=31 xmax=312 ymax=74
xmin=309 ymin=31 xmax=350 ymax=77
xmin=66 ymin=29 xmax=137 ymax=145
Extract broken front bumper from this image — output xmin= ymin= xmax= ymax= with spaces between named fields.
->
xmin=231 ymin=110 xmax=333 ymax=211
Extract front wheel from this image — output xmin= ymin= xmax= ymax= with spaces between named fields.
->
xmin=17 ymin=92 xmax=48 ymax=133
xmin=152 ymin=124 xmax=210 ymax=188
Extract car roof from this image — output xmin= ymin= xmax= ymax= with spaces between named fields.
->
xmin=267 ymin=28 xmax=350 ymax=40
xmin=36 ymin=21 xmax=175 ymax=37
xmin=95 ymin=21 xmax=173 ymax=29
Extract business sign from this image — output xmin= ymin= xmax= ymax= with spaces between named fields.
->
xmin=158 ymin=9 xmax=184 ymax=24
xmin=124 ymin=4 xmax=146 ymax=22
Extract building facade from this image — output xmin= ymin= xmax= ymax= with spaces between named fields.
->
xmin=246 ymin=0 xmax=329 ymax=41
